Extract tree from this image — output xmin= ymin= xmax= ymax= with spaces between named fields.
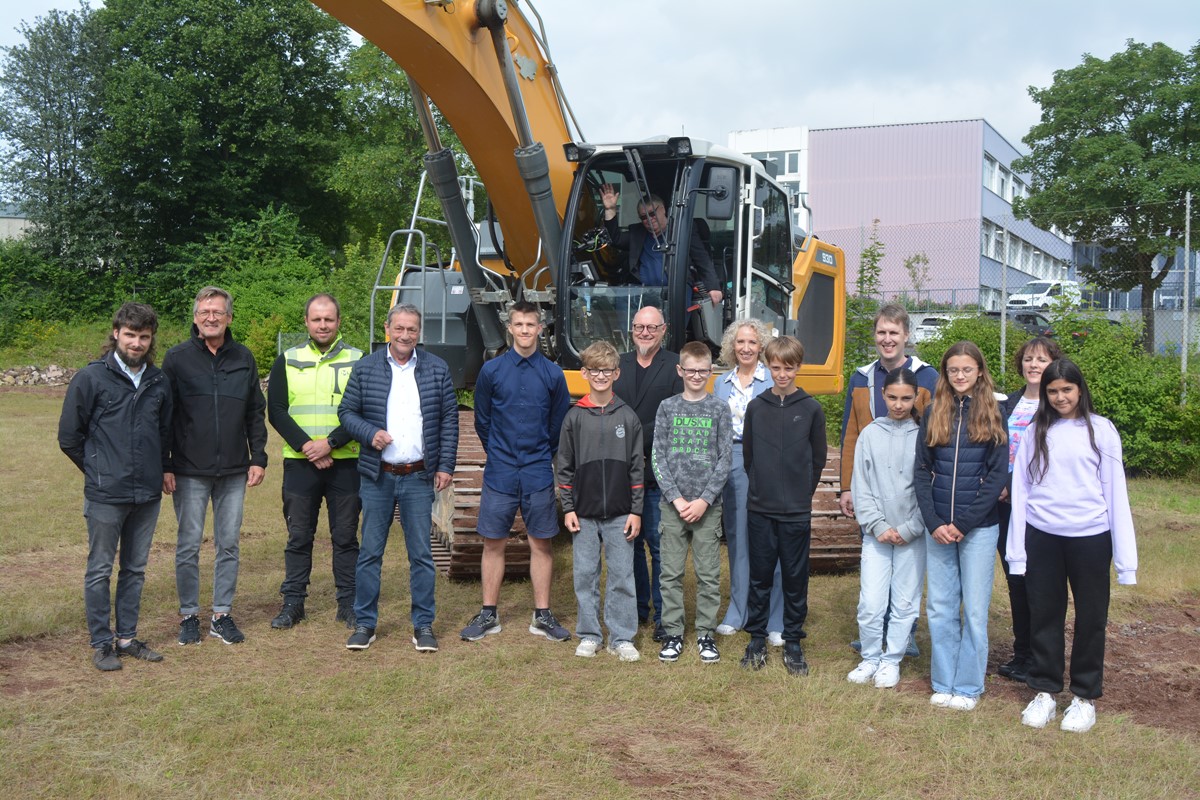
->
xmin=845 ymin=220 xmax=884 ymax=367
xmin=1013 ymin=40 xmax=1200 ymax=351
xmin=90 ymin=0 xmax=349 ymax=274
xmin=0 ymin=3 xmax=114 ymax=285
xmin=903 ymin=251 xmax=931 ymax=303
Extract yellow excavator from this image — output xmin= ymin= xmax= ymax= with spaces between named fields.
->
xmin=310 ymin=0 xmax=854 ymax=575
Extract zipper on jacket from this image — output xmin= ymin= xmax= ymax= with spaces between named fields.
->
xmin=950 ymin=396 xmax=964 ymax=523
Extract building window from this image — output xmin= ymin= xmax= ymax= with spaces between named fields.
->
xmin=983 ymin=155 xmax=997 ymax=194
xmin=785 ymin=151 xmax=800 ymax=174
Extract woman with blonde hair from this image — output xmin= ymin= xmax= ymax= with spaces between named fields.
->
xmin=914 ymin=341 xmax=1008 ymax=711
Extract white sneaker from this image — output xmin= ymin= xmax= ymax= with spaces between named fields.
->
xmin=948 ymin=695 xmax=978 ymax=711
xmin=1021 ymin=692 xmax=1057 ymax=728
xmin=873 ymin=663 xmax=900 ymax=689
xmin=575 ymin=639 xmax=600 ymax=658
xmin=930 ymin=692 xmax=954 ymax=708
xmin=767 ymin=631 xmax=784 ymax=647
xmin=847 ymin=660 xmax=879 ymax=684
xmin=715 ymin=624 xmax=738 ymax=636
xmin=1060 ymin=696 xmax=1096 ymax=733
xmin=608 ymin=640 xmax=641 ymax=662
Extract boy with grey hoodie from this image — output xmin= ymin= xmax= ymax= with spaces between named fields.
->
xmin=847 ymin=367 xmax=928 ymax=689
xmin=556 ymin=342 xmax=644 ymax=662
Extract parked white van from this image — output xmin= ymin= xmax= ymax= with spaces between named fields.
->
xmin=1007 ymin=279 xmax=1081 ymax=310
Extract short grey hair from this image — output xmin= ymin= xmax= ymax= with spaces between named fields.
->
xmin=193 ymin=286 xmax=232 ymax=316
xmin=718 ymin=318 xmax=771 ymax=367
xmin=386 ymin=303 xmax=422 ymax=326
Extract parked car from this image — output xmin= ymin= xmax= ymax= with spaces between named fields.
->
xmin=912 ymin=314 xmax=954 ymax=344
xmin=1007 ymin=279 xmax=1082 ymax=310
xmin=983 ymin=310 xmax=1055 ymax=337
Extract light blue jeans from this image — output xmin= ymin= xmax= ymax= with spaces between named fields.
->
xmin=926 ymin=523 xmax=999 ymax=698
xmin=719 ymin=446 xmax=784 ymax=632
xmin=174 ymin=474 xmax=247 ymax=616
xmin=857 ymin=531 xmax=926 ymax=665
xmin=354 ymin=470 xmax=436 ymax=630
xmin=573 ymin=515 xmax=637 ymax=645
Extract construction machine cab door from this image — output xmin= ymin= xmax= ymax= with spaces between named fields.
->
xmin=736 ymin=172 xmax=796 ymax=337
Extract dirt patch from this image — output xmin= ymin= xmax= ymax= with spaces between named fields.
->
xmin=975 ymin=600 xmax=1199 ymax=735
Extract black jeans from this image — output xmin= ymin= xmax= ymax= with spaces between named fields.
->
xmin=1024 ymin=524 xmax=1113 ymax=699
xmin=745 ymin=512 xmax=810 ymax=642
xmin=997 ymin=501 xmax=1032 ymax=660
xmin=280 ymin=458 xmax=361 ymax=603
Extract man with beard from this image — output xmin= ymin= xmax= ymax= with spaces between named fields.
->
xmin=267 ymin=294 xmax=363 ymax=631
xmin=59 ymin=302 xmax=173 ymax=671
xmin=612 ymin=305 xmax=683 ymax=642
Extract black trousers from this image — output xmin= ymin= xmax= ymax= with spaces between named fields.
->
xmin=997 ymin=501 xmax=1032 ymax=660
xmin=280 ymin=458 xmax=362 ymax=603
xmin=1024 ymin=524 xmax=1113 ymax=699
xmin=745 ymin=512 xmax=810 ymax=642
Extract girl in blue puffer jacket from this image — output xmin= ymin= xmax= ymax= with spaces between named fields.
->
xmin=914 ymin=341 xmax=1008 ymax=711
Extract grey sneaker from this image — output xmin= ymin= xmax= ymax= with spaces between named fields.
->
xmin=740 ymin=638 xmax=768 ymax=671
xmin=346 ymin=625 xmax=376 ymax=650
xmin=178 ymin=615 xmax=201 ymax=646
xmin=460 ymin=610 xmax=502 ymax=641
xmin=93 ymin=643 xmax=122 ymax=672
xmin=209 ymin=614 xmax=245 ymax=644
xmin=117 ymin=639 xmax=163 ymax=662
xmin=529 ymin=610 xmax=571 ymax=642
xmin=412 ymin=626 xmax=439 ymax=652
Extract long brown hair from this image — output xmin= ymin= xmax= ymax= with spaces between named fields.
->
xmin=924 ymin=341 xmax=1007 ymax=447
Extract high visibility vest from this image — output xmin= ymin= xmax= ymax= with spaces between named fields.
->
xmin=282 ymin=337 xmax=363 ymax=460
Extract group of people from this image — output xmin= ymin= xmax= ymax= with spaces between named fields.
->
xmin=839 ymin=304 xmax=1137 ymax=734
xmin=60 ymin=291 xmax=1136 ymax=733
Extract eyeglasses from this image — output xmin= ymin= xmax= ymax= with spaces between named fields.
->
xmin=195 ymin=310 xmax=229 ymax=320
xmin=680 ymin=368 xmax=711 ymax=378
xmin=583 ymin=368 xmax=616 ymax=377
xmin=638 ymin=207 xmax=662 ymax=221
xmin=631 ymin=323 xmax=664 ymax=333
xmin=946 ymin=367 xmax=977 ymax=377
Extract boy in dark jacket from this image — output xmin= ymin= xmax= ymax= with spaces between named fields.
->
xmin=741 ymin=335 xmax=827 ymax=675
xmin=556 ymin=342 xmax=644 ymax=661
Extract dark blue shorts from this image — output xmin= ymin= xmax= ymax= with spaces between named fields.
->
xmin=477 ymin=482 xmax=560 ymax=539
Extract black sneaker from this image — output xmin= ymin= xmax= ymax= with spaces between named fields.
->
xmin=336 ymin=599 xmax=355 ymax=630
xmin=209 ymin=614 xmax=246 ymax=644
xmin=178 ymin=615 xmax=201 ymax=646
xmin=117 ymin=639 xmax=164 ymax=662
xmin=270 ymin=602 xmax=305 ymax=630
xmin=697 ymin=636 xmax=720 ymax=664
xmin=659 ymin=635 xmax=684 ymax=663
xmin=412 ymin=626 xmax=439 ymax=652
xmin=998 ymin=655 xmax=1030 ymax=683
xmin=529 ymin=610 xmax=571 ymax=642
xmin=782 ymin=641 xmax=809 ymax=676
xmin=93 ymin=643 xmax=122 ymax=672
xmin=460 ymin=610 xmax=502 ymax=641
xmin=652 ymin=622 xmax=667 ymax=643
xmin=740 ymin=638 xmax=768 ymax=671
xmin=346 ymin=625 xmax=376 ymax=650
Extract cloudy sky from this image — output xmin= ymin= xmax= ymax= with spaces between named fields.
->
xmin=3 ymin=0 xmax=1197 ymax=152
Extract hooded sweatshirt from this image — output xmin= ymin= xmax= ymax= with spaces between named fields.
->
xmin=743 ymin=388 xmax=827 ymax=521
xmin=850 ymin=415 xmax=925 ymax=543
xmin=555 ymin=394 xmax=644 ymax=519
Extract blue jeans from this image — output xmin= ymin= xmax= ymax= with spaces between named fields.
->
xmin=633 ymin=487 xmax=663 ymax=623
xmin=926 ymin=523 xmax=999 ymax=698
xmin=83 ymin=499 xmax=160 ymax=648
xmin=573 ymin=515 xmax=637 ymax=645
xmin=354 ymin=470 xmax=436 ymax=630
xmin=858 ymin=532 xmax=927 ymax=665
xmin=174 ymin=474 xmax=247 ymax=616
xmin=720 ymin=447 xmax=784 ymax=632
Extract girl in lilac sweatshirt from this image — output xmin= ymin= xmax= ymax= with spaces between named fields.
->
xmin=1007 ymin=359 xmax=1137 ymax=734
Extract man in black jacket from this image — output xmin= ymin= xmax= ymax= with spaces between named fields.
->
xmin=59 ymin=302 xmax=173 ymax=671
xmin=163 ymin=286 xmax=268 ymax=646
xmin=611 ymin=305 xmax=682 ymax=642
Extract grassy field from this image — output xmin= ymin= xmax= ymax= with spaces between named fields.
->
xmin=2 ymin=388 xmax=1198 ymax=799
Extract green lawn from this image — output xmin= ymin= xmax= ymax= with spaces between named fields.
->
xmin=2 ymin=389 xmax=1197 ymax=799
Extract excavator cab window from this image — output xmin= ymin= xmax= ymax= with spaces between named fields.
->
xmin=746 ymin=174 xmax=795 ymax=335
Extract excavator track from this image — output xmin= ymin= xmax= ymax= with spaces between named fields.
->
xmin=418 ymin=410 xmax=860 ymax=579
